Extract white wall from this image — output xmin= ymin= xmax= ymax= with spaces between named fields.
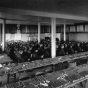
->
xmin=69 ymin=33 xmax=88 ymax=42
xmin=21 ymin=34 xmax=29 ymax=41
xmin=6 ymin=33 xmax=61 ymax=41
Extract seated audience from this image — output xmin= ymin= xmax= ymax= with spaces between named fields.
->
xmin=4 ymin=39 xmax=88 ymax=63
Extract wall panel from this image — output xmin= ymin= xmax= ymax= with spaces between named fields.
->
xmin=10 ymin=34 xmax=15 ymax=40
xmin=85 ymin=25 xmax=88 ymax=32
xmin=77 ymin=25 xmax=84 ymax=32
xmin=69 ymin=33 xmax=88 ymax=42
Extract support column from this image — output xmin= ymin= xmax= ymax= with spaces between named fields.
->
xmin=51 ymin=18 xmax=56 ymax=58
xmin=38 ymin=23 xmax=40 ymax=43
xmin=2 ymin=19 xmax=6 ymax=51
xmin=64 ymin=24 xmax=66 ymax=41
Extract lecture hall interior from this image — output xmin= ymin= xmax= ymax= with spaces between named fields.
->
xmin=0 ymin=0 xmax=88 ymax=88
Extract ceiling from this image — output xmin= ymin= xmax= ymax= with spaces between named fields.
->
xmin=0 ymin=0 xmax=88 ymax=25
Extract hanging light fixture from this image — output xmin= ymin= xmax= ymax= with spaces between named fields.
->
xmin=17 ymin=24 xmax=20 ymax=30
xmin=17 ymin=24 xmax=20 ymax=33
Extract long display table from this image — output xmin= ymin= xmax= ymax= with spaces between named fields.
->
xmin=4 ymin=64 xmax=88 ymax=88
xmin=6 ymin=51 xmax=88 ymax=74
xmin=0 ymin=52 xmax=88 ymax=87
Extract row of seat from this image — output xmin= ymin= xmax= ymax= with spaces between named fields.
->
xmin=4 ymin=37 xmax=88 ymax=63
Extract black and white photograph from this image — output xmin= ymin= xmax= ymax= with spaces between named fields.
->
xmin=0 ymin=0 xmax=88 ymax=88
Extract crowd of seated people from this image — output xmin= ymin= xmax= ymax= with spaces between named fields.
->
xmin=57 ymin=41 xmax=88 ymax=56
xmin=4 ymin=38 xmax=88 ymax=63
xmin=4 ymin=39 xmax=51 ymax=63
